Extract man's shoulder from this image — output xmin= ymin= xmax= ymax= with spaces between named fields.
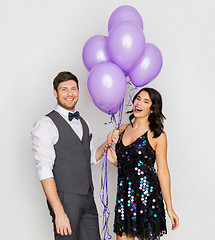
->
xmin=32 ymin=114 xmax=56 ymax=134
xmin=46 ymin=110 xmax=57 ymax=118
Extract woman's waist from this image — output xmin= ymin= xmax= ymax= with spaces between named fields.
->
xmin=118 ymin=159 xmax=155 ymax=171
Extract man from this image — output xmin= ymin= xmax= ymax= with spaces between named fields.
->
xmin=32 ymin=71 xmax=118 ymax=239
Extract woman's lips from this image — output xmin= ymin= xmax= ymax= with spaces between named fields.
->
xmin=134 ymin=106 xmax=143 ymax=112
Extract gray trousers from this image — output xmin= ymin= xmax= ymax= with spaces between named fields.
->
xmin=48 ymin=188 xmax=101 ymax=240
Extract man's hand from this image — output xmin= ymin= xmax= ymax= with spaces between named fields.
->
xmin=41 ymin=178 xmax=72 ymax=236
xmin=55 ymin=211 xmax=72 ymax=236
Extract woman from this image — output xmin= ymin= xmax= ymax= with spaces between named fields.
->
xmin=106 ymin=88 xmax=179 ymax=240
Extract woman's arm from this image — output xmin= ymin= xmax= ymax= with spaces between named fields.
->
xmin=155 ymin=132 xmax=179 ymax=230
xmin=103 ymin=123 xmax=128 ymax=166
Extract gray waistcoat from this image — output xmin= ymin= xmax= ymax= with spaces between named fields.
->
xmin=46 ymin=111 xmax=93 ymax=194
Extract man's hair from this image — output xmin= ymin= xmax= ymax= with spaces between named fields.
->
xmin=53 ymin=71 xmax=79 ymax=91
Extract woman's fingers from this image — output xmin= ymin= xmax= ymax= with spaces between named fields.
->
xmin=59 ymin=228 xmax=64 ymax=236
xmin=112 ymin=129 xmax=120 ymax=144
xmin=68 ymin=225 xmax=72 ymax=235
xmin=103 ymin=145 xmax=111 ymax=155
xmin=107 ymin=129 xmax=120 ymax=145
xmin=171 ymin=214 xmax=179 ymax=230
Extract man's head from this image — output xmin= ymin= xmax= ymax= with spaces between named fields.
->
xmin=53 ymin=71 xmax=79 ymax=111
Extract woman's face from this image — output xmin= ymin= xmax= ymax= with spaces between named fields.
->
xmin=133 ymin=90 xmax=152 ymax=119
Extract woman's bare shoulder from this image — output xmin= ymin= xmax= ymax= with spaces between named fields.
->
xmin=119 ymin=123 xmax=129 ymax=133
xmin=148 ymin=130 xmax=167 ymax=139
xmin=148 ymin=130 xmax=167 ymax=149
xmin=155 ymin=131 xmax=167 ymax=148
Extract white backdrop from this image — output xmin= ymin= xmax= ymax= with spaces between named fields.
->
xmin=2 ymin=0 xmax=215 ymax=239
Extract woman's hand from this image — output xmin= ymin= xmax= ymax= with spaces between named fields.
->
xmin=107 ymin=129 xmax=120 ymax=146
xmin=167 ymin=208 xmax=179 ymax=230
xmin=103 ymin=146 xmax=118 ymax=166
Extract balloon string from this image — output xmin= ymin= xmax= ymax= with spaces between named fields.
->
xmin=104 ymin=99 xmax=124 ymax=129
xmin=126 ymin=79 xmax=132 ymax=85
xmin=104 ymin=114 xmax=114 ymax=125
xmin=117 ymin=99 xmax=124 ymax=128
xmin=100 ymin=99 xmax=124 ymax=240
xmin=125 ymin=86 xmax=137 ymax=111
xmin=100 ymin=150 xmax=112 ymax=240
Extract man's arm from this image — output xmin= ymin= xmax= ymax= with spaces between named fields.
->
xmin=41 ymin=178 xmax=72 ymax=236
xmin=31 ymin=117 xmax=72 ymax=236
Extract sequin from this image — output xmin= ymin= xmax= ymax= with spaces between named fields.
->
xmin=114 ymin=129 xmax=167 ymax=240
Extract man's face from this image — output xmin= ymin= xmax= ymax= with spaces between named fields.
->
xmin=54 ymin=80 xmax=79 ymax=111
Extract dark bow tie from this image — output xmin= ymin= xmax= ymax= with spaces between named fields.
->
xmin=68 ymin=111 xmax=80 ymax=121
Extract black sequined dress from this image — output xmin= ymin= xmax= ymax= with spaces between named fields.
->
xmin=114 ymin=129 xmax=167 ymax=240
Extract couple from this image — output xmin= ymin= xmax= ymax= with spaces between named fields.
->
xmin=32 ymin=71 xmax=179 ymax=240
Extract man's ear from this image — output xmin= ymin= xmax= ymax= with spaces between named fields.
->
xmin=53 ymin=89 xmax=58 ymax=98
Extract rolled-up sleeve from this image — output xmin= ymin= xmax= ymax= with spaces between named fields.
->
xmin=85 ymin=121 xmax=99 ymax=165
xmin=31 ymin=116 xmax=58 ymax=181
xmin=90 ymin=147 xmax=98 ymax=165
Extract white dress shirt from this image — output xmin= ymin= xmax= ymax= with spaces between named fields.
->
xmin=32 ymin=105 xmax=98 ymax=181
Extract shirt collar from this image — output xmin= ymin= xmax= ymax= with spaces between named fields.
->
xmin=55 ymin=105 xmax=77 ymax=118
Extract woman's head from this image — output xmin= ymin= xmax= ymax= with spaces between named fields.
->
xmin=128 ymin=87 xmax=166 ymax=138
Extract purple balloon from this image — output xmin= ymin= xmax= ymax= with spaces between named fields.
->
xmin=108 ymin=5 xmax=143 ymax=32
xmin=128 ymin=43 xmax=163 ymax=87
xmin=107 ymin=21 xmax=145 ymax=72
xmin=88 ymin=62 xmax=126 ymax=114
xmin=82 ymin=35 xmax=111 ymax=71
xmin=93 ymin=100 xmax=120 ymax=115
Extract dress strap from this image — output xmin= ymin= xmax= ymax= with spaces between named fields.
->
xmin=118 ymin=124 xmax=130 ymax=143
xmin=121 ymin=124 xmax=130 ymax=135
xmin=145 ymin=129 xmax=156 ymax=152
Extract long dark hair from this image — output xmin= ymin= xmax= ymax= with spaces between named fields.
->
xmin=127 ymin=87 xmax=166 ymax=138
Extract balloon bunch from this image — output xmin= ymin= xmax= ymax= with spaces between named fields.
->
xmin=82 ymin=5 xmax=163 ymax=240
xmin=83 ymin=5 xmax=163 ymax=121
